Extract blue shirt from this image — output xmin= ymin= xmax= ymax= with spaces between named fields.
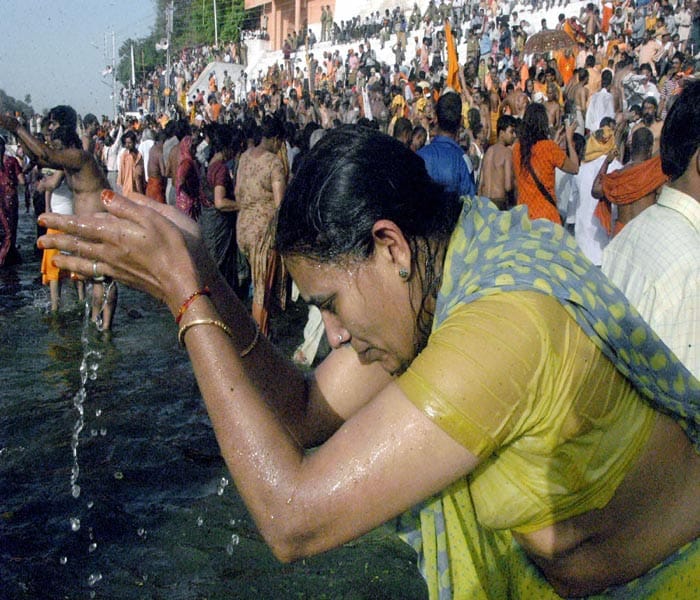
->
xmin=417 ymin=135 xmax=476 ymax=197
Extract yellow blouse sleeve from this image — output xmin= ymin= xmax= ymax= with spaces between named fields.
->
xmin=397 ymin=291 xmax=552 ymax=459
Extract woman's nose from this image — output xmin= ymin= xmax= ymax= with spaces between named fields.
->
xmin=321 ymin=312 xmax=349 ymax=349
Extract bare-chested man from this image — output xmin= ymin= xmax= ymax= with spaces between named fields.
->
xmin=592 ymin=127 xmax=665 ymax=233
xmin=500 ymin=83 xmax=529 ymax=119
xmin=473 ymin=90 xmax=491 ymax=145
xmin=630 ymin=96 xmax=663 ymax=155
xmin=81 ymin=113 xmax=100 ymax=157
xmin=0 ymin=106 xmax=117 ymax=330
xmin=565 ymin=68 xmax=590 ymax=134
xmin=544 ymin=82 xmax=563 ymax=134
xmin=478 ymin=114 xmax=517 ymax=210
xmin=146 ymin=129 xmax=167 ymax=204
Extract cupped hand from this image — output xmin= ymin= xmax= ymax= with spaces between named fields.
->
xmin=38 ymin=190 xmax=215 ymax=313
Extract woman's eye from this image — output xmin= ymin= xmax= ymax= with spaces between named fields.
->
xmin=320 ymin=299 xmax=336 ymax=314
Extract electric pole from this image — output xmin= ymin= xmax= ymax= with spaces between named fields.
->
xmin=166 ymin=1 xmax=174 ymax=108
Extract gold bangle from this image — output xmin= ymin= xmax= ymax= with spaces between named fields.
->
xmin=178 ymin=318 xmax=233 ymax=348
xmin=239 ymin=323 xmax=260 ymax=358
xmin=177 ymin=318 xmax=260 ymax=358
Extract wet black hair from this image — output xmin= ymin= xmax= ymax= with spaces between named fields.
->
xmin=497 ymin=114 xmax=518 ymax=136
xmin=393 ymin=117 xmax=413 ymax=142
xmin=83 ymin=113 xmax=99 ymax=127
xmin=518 ymin=103 xmax=550 ymax=171
xmin=207 ymin=122 xmax=234 ymax=155
xmin=435 ymin=92 xmax=462 ymax=134
xmin=277 ymin=125 xmax=462 ymax=345
xmin=277 ymin=125 xmax=460 ymax=263
xmin=661 ymin=79 xmax=700 ymax=181
xmin=261 ymin=114 xmax=284 ymax=139
xmin=121 ymin=130 xmax=138 ymax=145
xmin=47 ymin=104 xmax=81 ymax=149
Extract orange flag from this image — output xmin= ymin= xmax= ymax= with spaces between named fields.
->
xmin=445 ymin=19 xmax=461 ymax=93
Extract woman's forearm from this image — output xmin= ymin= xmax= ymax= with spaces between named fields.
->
xmin=183 ymin=266 xmax=334 ymax=449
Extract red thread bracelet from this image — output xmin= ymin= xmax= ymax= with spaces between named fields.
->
xmin=175 ymin=286 xmax=211 ymax=325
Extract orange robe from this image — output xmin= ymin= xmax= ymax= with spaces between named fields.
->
xmin=594 ymin=155 xmax=668 ymax=236
xmin=557 ymin=52 xmax=576 ymax=85
xmin=513 ymin=139 xmax=566 ymax=224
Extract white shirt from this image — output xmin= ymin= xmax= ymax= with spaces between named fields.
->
xmin=138 ymin=138 xmax=155 ymax=182
xmin=574 ymin=156 xmax=621 ymax=266
xmin=602 ymin=185 xmax=700 ymax=377
xmin=555 ymin=169 xmax=578 ymax=226
xmin=48 ymin=175 xmax=74 ymax=216
xmin=585 ymin=87 xmax=615 ymax=133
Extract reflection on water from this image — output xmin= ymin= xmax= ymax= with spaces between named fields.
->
xmin=0 ymin=209 xmax=426 ymax=599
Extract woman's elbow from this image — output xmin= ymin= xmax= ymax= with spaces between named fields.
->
xmin=260 ymin=516 xmax=325 ymax=563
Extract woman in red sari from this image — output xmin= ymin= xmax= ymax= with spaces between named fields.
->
xmin=175 ymin=135 xmax=204 ymax=220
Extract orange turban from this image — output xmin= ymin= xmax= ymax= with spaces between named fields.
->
xmin=594 ymin=155 xmax=668 ymax=235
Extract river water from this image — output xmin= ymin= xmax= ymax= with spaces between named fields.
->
xmin=1 ymin=208 xmax=426 ymax=599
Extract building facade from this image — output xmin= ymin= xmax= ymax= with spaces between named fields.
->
xmin=245 ymin=0 xmax=336 ymax=50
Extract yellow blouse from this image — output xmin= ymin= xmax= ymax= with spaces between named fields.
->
xmin=397 ymin=290 xmax=656 ymax=534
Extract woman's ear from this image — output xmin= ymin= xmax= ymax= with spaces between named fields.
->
xmin=371 ymin=219 xmax=412 ymax=276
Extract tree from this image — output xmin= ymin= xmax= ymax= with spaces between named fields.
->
xmin=116 ymin=0 xmax=250 ymax=89
xmin=0 ymin=89 xmax=35 ymax=117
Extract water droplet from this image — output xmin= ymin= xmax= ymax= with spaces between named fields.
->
xmin=114 ymin=471 xmax=123 ymax=480
xmin=95 ymin=409 xmax=102 ymax=417
xmin=59 ymin=556 xmax=68 ymax=565
xmin=90 ymin=592 xmax=96 ymax=599
xmin=217 ymin=476 xmax=230 ymax=496
xmin=100 ymin=428 xmax=107 ymax=436
xmin=196 ymin=516 xmax=204 ymax=527
xmin=230 ymin=533 xmax=240 ymax=546
xmin=87 ymin=572 xmax=102 ymax=587
xmin=71 ymin=484 xmax=81 ymax=499
xmin=226 ymin=543 xmax=234 ymax=555
xmin=70 ymin=517 xmax=81 ymax=532
xmin=88 ymin=542 xmax=97 ymax=553
xmin=90 ymin=429 xmax=98 ymax=437
xmin=229 ymin=519 xmax=236 ymax=526
xmin=87 ymin=501 xmax=94 ymax=509
xmin=137 ymin=528 xmax=146 ymax=537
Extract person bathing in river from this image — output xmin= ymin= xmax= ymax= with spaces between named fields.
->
xmin=0 ymin=107 xmax=117 ymax=330
xmin=38 ymin=113 xmax=699 ymax=597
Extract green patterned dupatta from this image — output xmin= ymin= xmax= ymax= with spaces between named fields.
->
xmin=396 ymin=197 xmax=699 ymax=600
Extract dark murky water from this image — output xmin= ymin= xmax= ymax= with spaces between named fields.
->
xmin=1 ymin=207 xmax=427 ymax=599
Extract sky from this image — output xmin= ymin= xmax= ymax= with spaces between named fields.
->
xmin=0 ymin=0 xmax=158 ymax=119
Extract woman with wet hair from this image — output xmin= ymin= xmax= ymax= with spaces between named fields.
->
xmin=38 ymin=124 xmax=699 ymax=598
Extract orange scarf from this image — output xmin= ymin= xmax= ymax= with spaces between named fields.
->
xmin=594 ymin=155 xmax=668 ymax=235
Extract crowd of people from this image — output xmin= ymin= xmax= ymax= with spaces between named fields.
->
xmin=2 ymin=0 xmax=698 ymax=353
xmin=0 ymin=1 xmax=699 ymax=597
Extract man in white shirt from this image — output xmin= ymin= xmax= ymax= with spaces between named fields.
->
xmin=585 ymin=69 xmax=616 ymax=134
xmin=575 ymin=122 xmax=621 ymax=265
xmin=602 ymin=80 xmax=700 ymax=377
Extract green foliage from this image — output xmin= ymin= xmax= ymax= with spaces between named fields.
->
xmin=117 ymin=0 xmax=248 ymax=86
xmin=117 ymin=37 xmax=159 ymax=86
xmin=0 ymin=89 xmax=34 ymax=117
